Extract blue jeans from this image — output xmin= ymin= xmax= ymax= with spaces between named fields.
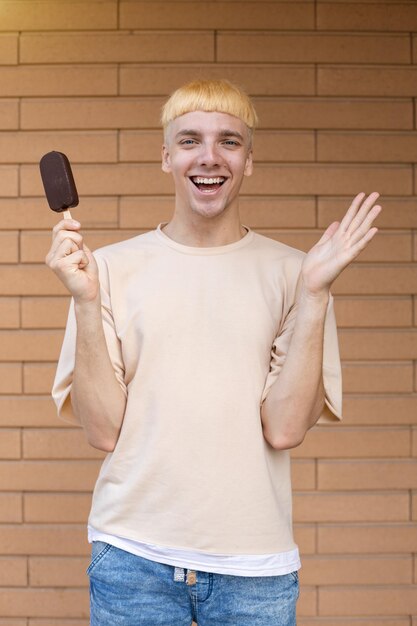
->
xmin=87 ymin=541 xmax=299 ymax=625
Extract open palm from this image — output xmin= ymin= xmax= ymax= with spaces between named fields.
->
xmin=302 ymin=191 xmax=382 ymax=295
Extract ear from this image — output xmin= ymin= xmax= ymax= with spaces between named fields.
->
xmin=244 ymin=149 xmax=253 ymax=177
xmin=161 ymin=144 xmax=171 ymax=173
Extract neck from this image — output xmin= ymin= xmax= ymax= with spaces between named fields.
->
xmin=161 ymin=215 xmax=247 ymax=247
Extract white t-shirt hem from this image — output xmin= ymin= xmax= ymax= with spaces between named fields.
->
xmin=88 ymin=525 xmax=301 ymax=577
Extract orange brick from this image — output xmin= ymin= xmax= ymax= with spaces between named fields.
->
xmin=119 ymin=130 xmax=163 ymax=162
xmin=20 ymin=230 xmax=139 ymax=263
xmin=22 ymin=298 xmax=70 ymax=330
xmin=23 ymin=363 xmax=56 ymax=394
xmin=0 ymin=428 xmax=20 ymax=459
xmin=0 ymin=99 xmax=20 ymax=130
xmin=21 ymin=97 xmax=163 ymax=130
xmin=344 ymin=395 xmax=417 ymax=426
xmin=0 ymin=297 xmax=20 ymax=329
xmin=412 ymin=491 xmax=417 ymax=521
xmin=22 ymin=163 xmax=172 ymax=197
xmin=318 ymin=131 xmax=417 ymax=163
xmin=23 ymin=429 xmax=103 ymax=460
xmin=263 ymin=230 xmax=411 ymax=262
xmin=297 ymin=586 xmax=317 ymax=617
xmin=120 ymin=64 xmax=316 ymax=97
xmin=119 ymin=196 xmax=317 ymax=229
xmin=318 ymin=459 xmax=417 ymax=490
xmin=242 ymin=164 xmax=411 ymax=196
xmin=0 ymin=197 xmax=118 ymax=230
xmin=300 ymin=555 xmax=412 ymax=586
xmin=0 ymin=231 xmax=18 ymax=263
xmin=319 ymin=66 xmax=417 ymax=97
xmin=253 ymin=130 xmax=316 ymax=162
xmin=0 ymin=557 xmax=26 ymax=586
xmin=318 ymin=522 xmax=417 ymax=554
xmin=0 ymin=65 xmax=117 ymax=97
xmin=413 ymin=427 xmax=417 ymax=456
xmin=241 ymin=197 xmax=317 ymax=228
xmin=218 ymin=32 xmax=410 ymax=63
xmin=24 ymin=493 xmax=91 ymax=523
xmin=0 ymin=330 xmax=64 ymax=361
xmin=0 ymin=364 xmax=22 ymax=394
xmin=0 ymin=396 xmax=62 ymax=428
xmin=29 ymin=621 xmax=88 ymax=626
xmin=120 ymin=2 xmax=315 ymax=30
xmin=0 ymin=493 xmax=22 ymax=523
xmin=293 ymin=524 xmax=316 ymax=555
xmin=293 ymin=491 xmax=409 ymax=522
xmin=0 ymin=588 xmax=89 ymax=618
xmin=339 ymin=330 xmax=417 ymax=360
xmin=292 ymin=460 xmax=316 ymax=490
xmin=0 ymin=524 xmax=88 ymax=555
xmin=0 ymin=166 xmax=18 ymax=197
xmin=29 ymin=556 xmax=88 ymax=587
xmin=254 ymin=97 xmax=412 ymax=130
xmin=294 ymin=426 xmax=411 ymax=459
xmin=317 ymin=3 xmax=417 ymax=31
xmin=319 ymin=585 xmax=417 ymax=616
xmin=0 ymin=1 xmax=117 ymax=31
xmin=0 ymin=266 xmax=66 ymax=296
xmin=333 ymin=266 xmax=416 ymax=296
xmin=334 ymin=296 xmax=412 ymax=327
xmin=0 ymin=131 xmax=117 ymax=164
xmin=21 ymin=31 xmax=214 ymax=63
xmin=0 ymin=460 xmax=100 ymax=491
xmin=298 ymin=617 xmax=410 ymax=626
xmin=341 ymin=362 xmax=413 ymax=393
xmin=0 ymin=34 xmax=18 ymax=64
xmin=318 ymin=196 xmax=417 ymax=229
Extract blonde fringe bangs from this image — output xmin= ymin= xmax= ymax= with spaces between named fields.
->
xmin=161 ymin=79 xmax=258 ymax=131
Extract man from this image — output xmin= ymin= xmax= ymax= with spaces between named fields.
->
xmin=47 ymin=79 xmax=381 ymax=625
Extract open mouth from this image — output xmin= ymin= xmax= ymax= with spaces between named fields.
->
xmin=190 ymin=176 xmax=227 ymax=193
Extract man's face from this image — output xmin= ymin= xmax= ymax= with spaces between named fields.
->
xmin=161 ymin=110 xmax=253 ymax=220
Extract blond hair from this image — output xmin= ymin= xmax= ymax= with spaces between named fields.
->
xmin=161 ymin=79 xmax=258 ymax=145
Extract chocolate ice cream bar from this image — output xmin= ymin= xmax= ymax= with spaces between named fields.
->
xmin=39 ymin=151 xmax=79 ymax=219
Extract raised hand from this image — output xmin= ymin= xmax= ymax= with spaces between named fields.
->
xmin=301 ymin=191 xmax=382 ymax=296
xmin=45 ymin=219 xmax=99 ymax=303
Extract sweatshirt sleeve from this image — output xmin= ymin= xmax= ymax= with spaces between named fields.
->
xmin=260 ymin=292 xmax=343 ymax=424
xmin=51 ymin=253 xmax=127 ymax=425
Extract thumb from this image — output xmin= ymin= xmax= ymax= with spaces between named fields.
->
xmin=317 ymin=221 xmax=340 ymax=245
xmin=82 ymin=244 xmax=98 ymax=273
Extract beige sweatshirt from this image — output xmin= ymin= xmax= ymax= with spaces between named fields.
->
xmin=53 ymin=223 xmax=342 ymax=555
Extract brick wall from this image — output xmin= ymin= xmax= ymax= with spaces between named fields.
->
xmin=0 ymin=0 xmax=416 ymax=623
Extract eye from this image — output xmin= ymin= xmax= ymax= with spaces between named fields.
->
xmin=180 ymin=139 xmax=197 ymax=145
xmin=223 ymin=140 xmax=239 ymax=146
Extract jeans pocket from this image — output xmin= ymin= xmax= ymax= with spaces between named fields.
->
xmin=86 ymin=541 xmax=114 ymax=576
xmin=289 ymin=570 xmax=299 ymax=583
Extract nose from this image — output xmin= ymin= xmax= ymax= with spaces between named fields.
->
xmin=198 ymin=141 xmax=222 ymax=167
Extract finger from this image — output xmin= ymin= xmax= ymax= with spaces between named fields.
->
xmin=48 ymin=237 xmax=81 ymax=266
xmin=348 ymin=204 xmax=382 ymax=247
xmin=49 ymin=229 xmax=83 ymax=258
xmin=52 ymin=219 xmax=81 ymax=241
xmin=316 ymin=221 xmax=340 ymax=246
xmin=348 ymin=226 xmax=379 ymax=261
xmin=346 ymin=191 xmax=380 ymax=236
xmin=55 ymin=248 xmax=89 ymax=271
xmin=339 ymin=192 xmax=366 ymax=232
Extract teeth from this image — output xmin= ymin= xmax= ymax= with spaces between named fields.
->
xmin=192 ymin=177 xmax=225 ymax=184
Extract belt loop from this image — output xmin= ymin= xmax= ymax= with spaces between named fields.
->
xmin=174 ymin=567 xmax=185 ymax=582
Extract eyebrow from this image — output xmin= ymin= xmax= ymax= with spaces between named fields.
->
xmin=175 ymin=129 xmax=245 ymax=142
